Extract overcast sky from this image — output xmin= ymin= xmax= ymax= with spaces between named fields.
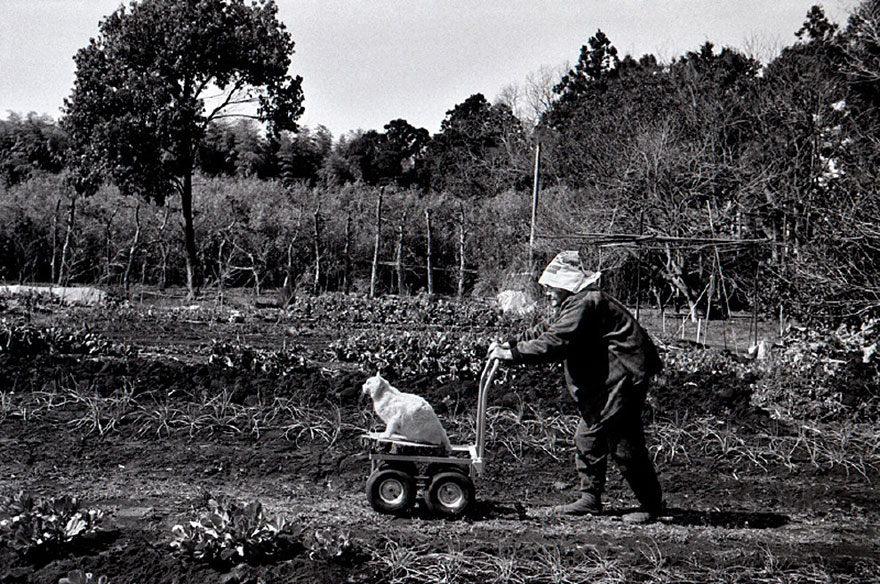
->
xmin=0 ymin=0 xmax=862 ymax=138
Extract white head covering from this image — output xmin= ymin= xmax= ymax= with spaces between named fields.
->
xmin=538 ymin=250 xmax=601 ymax=293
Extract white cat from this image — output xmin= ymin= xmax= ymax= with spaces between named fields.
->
xmin=362 ymin=373 xmax=452 ymax=451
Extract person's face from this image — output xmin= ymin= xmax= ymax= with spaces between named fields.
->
xmin=545 ymin=286 xmax=572 ymax=308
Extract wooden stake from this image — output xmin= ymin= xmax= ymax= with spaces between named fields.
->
xmin=312 ymin=208 xmax=322 ymax=295
xmin=395 ymin=210 xmax=408 ymax=296
xmin=457 ymin=203 xmax=466 ymax=299
xmin=370 ymin=188 xmax=383 ymax=298
xmin=343 ymin=210 xmax=352 ymax=293
xmin=528 ymin=142 xmax=541 ymax=271
xmin=425 ymin=208 xmax=434 ymax=296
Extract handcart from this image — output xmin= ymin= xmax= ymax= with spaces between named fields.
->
xmin=362 ymin=358 xmax=500 ymax=517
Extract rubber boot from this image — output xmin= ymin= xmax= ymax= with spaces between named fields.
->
xmin=551 ymin=492 xmax=602 ymax=516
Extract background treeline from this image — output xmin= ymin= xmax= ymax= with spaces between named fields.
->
xmin=1 ymin=4 xmax=879 ymax=322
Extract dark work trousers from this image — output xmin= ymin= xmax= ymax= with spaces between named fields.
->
xmin=574 ymin=379 xmax=662 ymax=512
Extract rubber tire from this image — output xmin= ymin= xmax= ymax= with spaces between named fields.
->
xmin=366 ymin=469 xmax=416 ymax=514
xmin=425 ymin=471 xmax=474 ymax=517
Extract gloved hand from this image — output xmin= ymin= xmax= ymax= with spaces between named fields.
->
xmin=487 ymin=340 xmax=513 ymax=361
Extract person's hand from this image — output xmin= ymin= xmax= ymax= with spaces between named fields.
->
xmin=487 ymin=340 xmax=513 ymax=361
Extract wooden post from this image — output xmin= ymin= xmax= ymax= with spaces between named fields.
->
xmin=457 ymin=203 xmax=466 ymax=299
xmin=395 ymin=210 xmax=408 ymax=296
xmin=370 ymin=189 xmax=383 ymax=298
xmin=425 ymin=208 xmax=434 ymax=296
xmin=312 ymin=208 xmax=321 ymax=295
xmin=635 ymin=210 xmax=644 ymax=320
xmin=528 ymin=142 xmax=541 ymax=271
xmin=343 ymin=210 xmax=352 ymax=293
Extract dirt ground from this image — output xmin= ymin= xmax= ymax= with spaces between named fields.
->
xmin=1 ymin=298 xmax=878 ymax=583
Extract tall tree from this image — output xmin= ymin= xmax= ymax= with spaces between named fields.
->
xmin=279 ymin=125 xmax=332 ymax=186
xmin=426 ymin=93 xmax=529 ymax=198
xmin=0 ymin=113 xmax=67 ymax=187
xmin=63 ymin=0 xmax=303 ymax=298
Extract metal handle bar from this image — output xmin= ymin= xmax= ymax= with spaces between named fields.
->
xmin=475 ymin=358 xmax=500 ymax=460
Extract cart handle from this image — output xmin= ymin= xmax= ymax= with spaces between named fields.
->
xmin=475 ymin=358 xmax=500 ymax=460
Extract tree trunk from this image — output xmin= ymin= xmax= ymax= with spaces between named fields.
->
xmin=425 ymin=208 xmax=434 ymax=296
xmin=123 ymin=202 xmax=141 ymax=298
xmin=281 ymin=208 xmax=302 ymax=305
xmin=159 ymin=243 xmax=169 ymax=290
xmin=51 ymin=198 xmax=61 ymax=283
xmin=217 ymin=239 xmax=227 ymax=304
xmin=370 ymin=189 xmax=383 ymax=298
xmin=103 ymin=216 xmax=114 ymax=284
xmin=662 ymin=242 xmax=699 ymax=320
xmin=59 ymin=194 xmax=77 ymax=286
xmin=249 ymin=252 xmax=262 ymax=296
xmin=181 ymin=168 xmax=200 ymax=299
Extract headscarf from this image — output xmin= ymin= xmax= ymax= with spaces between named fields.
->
xmin=537 ymin=250 xmax=601 ymax=293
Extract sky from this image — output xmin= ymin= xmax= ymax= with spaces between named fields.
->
xmin=0 ymin=0 xmax=863 ymax=139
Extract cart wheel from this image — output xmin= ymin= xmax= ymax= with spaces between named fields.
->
xmin=366 ymin=469 xmax=416 ymax=514
xmin=425 ymin=471 xmax=474 ymax=517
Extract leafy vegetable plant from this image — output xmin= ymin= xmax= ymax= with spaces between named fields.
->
xmin=171 ymin=496 xmax=300 ymax=566
xmin=0 ymin=491 xmax=103 ymax=557
xmin=304 ymin=528 xmax=353 ymax=562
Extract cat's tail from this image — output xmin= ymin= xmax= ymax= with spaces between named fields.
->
xmin=441 ymin=430 xmax=453 ymax=453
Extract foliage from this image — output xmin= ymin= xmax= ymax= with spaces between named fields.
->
xmin=0 ymin=321 xmax=123 ymax=359
xmin=324 ymin=120 xmax=430 ymax=188
xmin=0 ymin=492 xmax=103 ymax=557
xmin=286 ymin=293 xmax=502 ymax=329
xmin=63 ymin=0 xmax=303 ymax=200
xmin=2 ymin=3 xmax=879 ymax=319
xmin=0 ymin=113 xmax=67 ymax=187
xmin=208 ymin=339 xmax=307 ymax=376
xmin=328 ymin=329 xmax=486 ymax=381
xmin=750 ymin=320 xmax=880 ymax=422
xmin=426 ymin=93 xmax=531 ymax=198
xmin=170 ymin=496 xmax=300 ymax=566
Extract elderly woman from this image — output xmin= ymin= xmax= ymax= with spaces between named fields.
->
xmin=488 ymin=251 xmax=664 ymax=524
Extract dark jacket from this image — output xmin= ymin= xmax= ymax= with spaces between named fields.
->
xmin=509 ymin=286 xmax=662 ymax=423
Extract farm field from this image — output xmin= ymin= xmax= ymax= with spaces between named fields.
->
xmin=1 ymin=289 xmax=878 ymax=583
